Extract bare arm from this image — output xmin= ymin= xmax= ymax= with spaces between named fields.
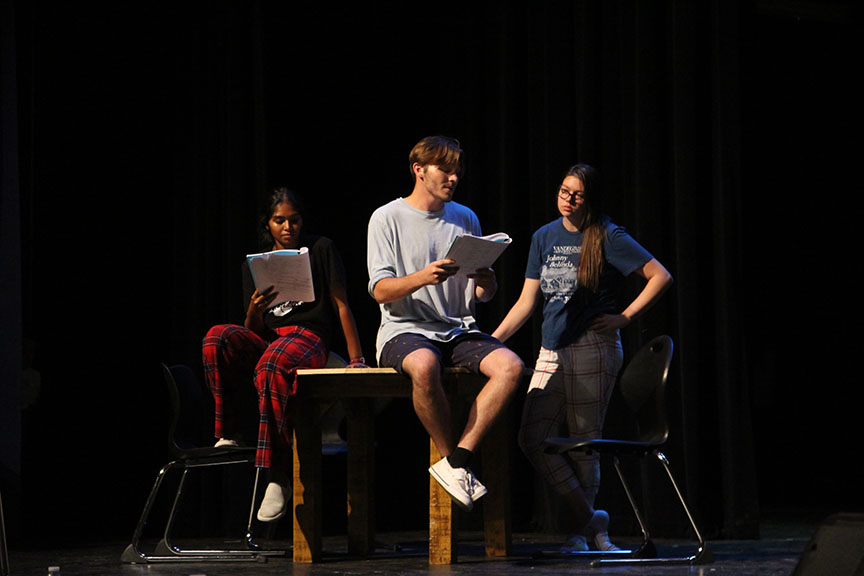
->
xmin=491 ymin=278 xmax=542 ymax=342
xmin=372 ymin=259 xmax=458 ymax=304
xmin=588 ymin=258 xmax=673 ymax=333
xmin=469 ymin=267 xmax=498 ymax=303
xmin=330 ymin=284 xmax=366 ymax=366
xmin=244 ymin=287 xmax=279 ymax=336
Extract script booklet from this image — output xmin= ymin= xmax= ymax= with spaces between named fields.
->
xmin=443 ymin=232 xmax=512 ymax=275
xmin=246 ymin=247 xmax=315 ymax=307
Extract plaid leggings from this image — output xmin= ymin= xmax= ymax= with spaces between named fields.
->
xmin=202 ymin=324 xmax=327 ymax=469
xmin=518 ymin=330 xmax=623 ymax=504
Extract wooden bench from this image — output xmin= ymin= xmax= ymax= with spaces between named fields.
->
xmin=291 ymin=366 xmax=512 ymax=564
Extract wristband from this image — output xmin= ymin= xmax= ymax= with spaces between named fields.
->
xmin=350 ymin=356 xmax=366 ymax=365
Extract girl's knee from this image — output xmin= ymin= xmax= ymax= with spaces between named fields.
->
xmin=254 ymin=353 xmax=296 ymax=391
xmin=204 ymin=324 xmax=242 ymax=347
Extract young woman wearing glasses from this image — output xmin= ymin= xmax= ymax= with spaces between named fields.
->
xmin=492 ymin=164 xmax=673 ymax=553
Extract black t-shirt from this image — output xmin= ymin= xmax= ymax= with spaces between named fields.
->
xmin=241 ymin=234 xmax=347 ymax=350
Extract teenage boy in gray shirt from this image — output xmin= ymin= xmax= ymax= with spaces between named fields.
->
xmin=367 ymin=135 xmax=523 ymax=511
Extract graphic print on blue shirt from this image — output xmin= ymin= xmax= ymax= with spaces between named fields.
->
xmin=540 ymin=244 xmax=582 ymax=305
xmin=527 ymin=219 xmax=653 ymax=350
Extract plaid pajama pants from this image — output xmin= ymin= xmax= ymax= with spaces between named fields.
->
xmin=518 ymin=330 xmax=623 ymax=504
xmin=202 ymin=324 xmax=327 ymax=470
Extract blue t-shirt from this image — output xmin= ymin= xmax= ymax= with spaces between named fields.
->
xmin=526 ymin=218 xmax=653 ymax=350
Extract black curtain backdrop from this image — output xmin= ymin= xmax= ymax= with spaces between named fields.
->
xmin=3 ymin=0 xmax=861 ymax=547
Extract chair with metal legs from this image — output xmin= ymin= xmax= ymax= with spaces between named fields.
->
xmin=122 ymin=363 xmax=282 ymax=563
xmin=544 ymin=335 xmax=712 ymax=567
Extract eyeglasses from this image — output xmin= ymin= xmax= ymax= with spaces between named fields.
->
xmin=558 ymin=188 xmax=585 ymax=203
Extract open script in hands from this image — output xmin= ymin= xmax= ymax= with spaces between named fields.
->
xmin=246 ymin=247 xmax=315 ymax=306
xmin=443 ymin=232 xmax=512 ymax=274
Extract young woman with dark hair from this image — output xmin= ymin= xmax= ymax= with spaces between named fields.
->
xmin=202 ymin=187 xmax=366 ymax=523
xmin=492 ymin=164 xmax=673 ymax=552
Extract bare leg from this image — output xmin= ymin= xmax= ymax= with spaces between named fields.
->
xmin=402 ymin=348 xmax=454 ymax=457
xmin=456 ymin=347 xmax=523 ymax=452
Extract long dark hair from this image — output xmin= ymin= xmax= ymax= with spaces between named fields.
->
xmin=259 ymin=187 xmax=306 ymax=249
xmin=564 ymin=164 xmax=609 ymax=292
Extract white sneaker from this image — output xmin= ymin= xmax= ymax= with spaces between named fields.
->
xmin=466 ymin=468 xmax=487 ymax=502
xmin=428 ymin=458 xmax=486 ymax=511
xmin=256 ymin=482 xmax=290 ymax=522
xmin=214 ymin=438 xmax=239 ymax=448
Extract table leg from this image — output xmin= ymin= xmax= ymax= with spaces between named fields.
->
xmin=481 ymin=408 xmax=512 ymax=557
xmin=345 ymin=398 xmax=375 ymax=556
xmin=292 ymin=399 xmax=322 ymax=563
xmin=429 ymin=439 xmax=456 ymax=565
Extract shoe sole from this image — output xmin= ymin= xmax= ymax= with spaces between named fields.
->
xmin=428 ymin=466 xmax=473 ymax=512
xmin=257 ymin=507 xmax=288 ymax=523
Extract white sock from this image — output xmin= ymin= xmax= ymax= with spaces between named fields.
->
xmin=590 ymin=510 xmax=621 ymax=551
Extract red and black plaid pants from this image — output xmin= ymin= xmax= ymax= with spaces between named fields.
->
xmin=202 ymin=324 xmax=327 ymax=469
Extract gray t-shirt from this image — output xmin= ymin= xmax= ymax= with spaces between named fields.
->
xmin=367 ymin=198 xmax=482 ymax=361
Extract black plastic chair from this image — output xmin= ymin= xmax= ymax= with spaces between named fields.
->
xmin=121 ymin=364 xmax=280 ymax=563
xmin=543 ymin=335 xmax=711 ymax=567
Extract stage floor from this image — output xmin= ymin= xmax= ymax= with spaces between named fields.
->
xmin=6 ymin=516 xmax=814 ymax=576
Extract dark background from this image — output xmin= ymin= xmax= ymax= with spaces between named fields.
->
xmin=1 ymin=0 xmax=861 ymax=549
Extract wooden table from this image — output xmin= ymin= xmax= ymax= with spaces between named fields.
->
xmin=291 ymin=367 xmax=512 ymax=564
